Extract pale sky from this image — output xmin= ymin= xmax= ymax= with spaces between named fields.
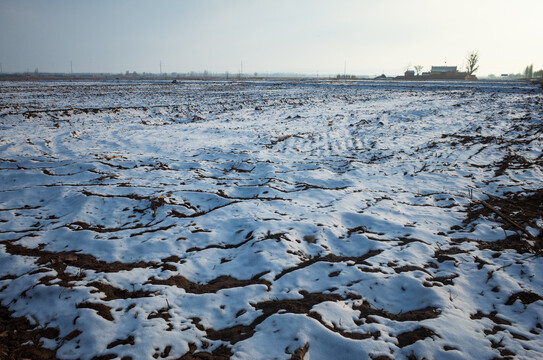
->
xmin=1 ymin=0 xmax=541 ymax=76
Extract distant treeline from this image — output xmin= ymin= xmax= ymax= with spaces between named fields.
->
xmin=0 ymin=72 xmax=347 ymax=81
xmin=488 ymin=64 xmax=542 ymax=79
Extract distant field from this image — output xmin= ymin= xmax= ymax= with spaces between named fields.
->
xmin=1 ymin=80 xmax=542 ymax=359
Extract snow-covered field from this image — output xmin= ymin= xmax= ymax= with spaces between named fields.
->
xmin=0 ymin=79 xmax=542 ymax=359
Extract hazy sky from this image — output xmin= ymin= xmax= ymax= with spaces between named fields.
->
xmin=1 ymin=0 xmax=541 ymax=76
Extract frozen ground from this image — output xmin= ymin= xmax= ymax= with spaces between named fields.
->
xmin=0 ymin=79 xmax=542 ymax=359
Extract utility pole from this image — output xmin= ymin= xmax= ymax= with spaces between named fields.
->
xmin=160 ymin=61 xmax=162 ymax=75
xmin=344 ymin=59 xmax=346 ymax=78
xmin=241 ymin=61 xmax=243 ymax=78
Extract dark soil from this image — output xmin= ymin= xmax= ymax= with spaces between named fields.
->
xmin=463 ymin=189 xmax=543 ymax=254
xmin=0 ymin=305 xmax=60 ymax=360
xmin=76 ymin=302 xmax=114 ymax=321
xmin=396 ymin=327 xmax=439 ymax=348
xmin=505 ymin=291 xmax=543 ymax=305
xmin=274 ymin=249 xmax=383 ymax=280
xmin=290 ymin=342 xmax=309 ymax=360
xmin=145 ymin=274 xmax=271 ymax=294
xmin=179 ymin=344 xmax=232 ymax=359
xmin=354 ymin=300 xmax=441 ymax=322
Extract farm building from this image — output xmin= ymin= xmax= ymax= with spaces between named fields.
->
xmin=431 ymin=66 xmax=458 ymax=74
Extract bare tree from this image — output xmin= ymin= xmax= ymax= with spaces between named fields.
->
xmin=414 ymin=65 xmax=423 ymax=75
xmin=466 ymin=51 xmax=479 ymax=75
